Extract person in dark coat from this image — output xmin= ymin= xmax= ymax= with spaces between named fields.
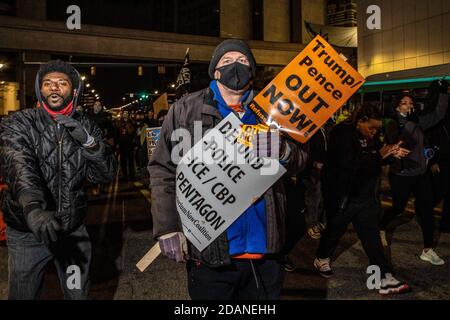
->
xmin=0 ymin=60 xmax=116 ymax=299
xmin=380 ymin=80 xmax=448 ymax=265
xmin=314 ymin=104 xmax=410 ymax=295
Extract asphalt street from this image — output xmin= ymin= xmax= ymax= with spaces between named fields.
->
xmin=1 ymin=174 xmax=449 ymax=300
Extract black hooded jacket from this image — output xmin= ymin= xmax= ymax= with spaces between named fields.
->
xmin=0 ymin=108 xmax=117 ymax=233
xmin=0 ymin=76 xmax=116 ymax=233
xmin=384 ymin=93 xmax=448 ymax=176
xmin=323 ymin=121 xmax=383 ymax=211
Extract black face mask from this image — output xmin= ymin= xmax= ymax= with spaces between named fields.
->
xmin=216 ymin=62 xmax=252 ymax=91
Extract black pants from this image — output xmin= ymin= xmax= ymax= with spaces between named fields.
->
xmin=380 ymin=173 xmax=434 ymax=248
xmin=7 ymin=225 xmax=91 ymax=300
xmin=140 ymin=141 xmax=149 ymax=171
xmin=120 ymin=149 xmax=135 ymax=180
xmin=186 ymin=258 xmax=284 ymax=300
xmin=316 ymin=197 xmax=392 ymax=275
xmin=283 ymin=177 xmax=306 ymax=255
xmin=432 ymin=164 xmax=450 ymax=230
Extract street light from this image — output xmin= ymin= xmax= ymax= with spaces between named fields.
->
xmin=81 ymin=75 xmax=86 ymax=81
xmin=154 ymin=90 xmax=159 ymax=94
xmin=0 ymin=64 xmax=4 ymax=70
xmin=86 ymin=83 xmax=91 ymax=88
xmin=170 ymin=83 xmax=176 ymax=89
xmin=91 ymin=89 xmax=95 ymax=93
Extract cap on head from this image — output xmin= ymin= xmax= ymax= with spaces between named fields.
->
xmin=208 ymin=39 xmax=256 ymax=79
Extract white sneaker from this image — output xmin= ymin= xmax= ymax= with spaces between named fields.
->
xmin=420 ymin=249 xmax=445 ymax=265
xmin=314 ymin=257 xmax=334 ymax=278
xmin=380 ymin=230 xmax=388 ymax=247
xmin=379 ymin=273 xmax=410 ymax=295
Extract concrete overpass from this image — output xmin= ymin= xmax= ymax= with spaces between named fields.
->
xmin=0 ymin=15 xmax=305 ymax=66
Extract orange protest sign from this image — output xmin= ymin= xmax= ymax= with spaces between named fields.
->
xmin=249 ymin=35 xmax=365 ymax=143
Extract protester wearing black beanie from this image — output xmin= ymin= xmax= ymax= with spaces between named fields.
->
xmin=208 ymin=39 xmax=257 ymax=79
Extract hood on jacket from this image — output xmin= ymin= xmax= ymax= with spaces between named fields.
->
xmin=34 ymin=60 xmax=83 ymax=118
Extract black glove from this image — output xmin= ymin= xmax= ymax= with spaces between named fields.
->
xmin=26 ymin=209 xmax=61 ymax=245
xmin=438 ymin=79 xmax=449 ymax=94
xmin=54 ymin=115 xmax=94 ymax=146
xmin=429 ymin=79 xmax=449 ymax=95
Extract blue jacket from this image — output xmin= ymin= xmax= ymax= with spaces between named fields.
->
xmin=209 ymin=81 xmax=267 ymax=256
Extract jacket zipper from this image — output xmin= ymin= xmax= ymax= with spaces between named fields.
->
xmin=56 ymin=123 xmax=63 ymax=213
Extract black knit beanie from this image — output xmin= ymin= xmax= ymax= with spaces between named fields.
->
xmin=208 ymin=39 xmax=257 ymax=79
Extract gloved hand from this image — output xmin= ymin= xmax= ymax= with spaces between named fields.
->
xmin=26 ymin=209 xmax=61 ymax=245
xmin=429 ymin=79 xmax=449 ymax=95
xmin=254 ymin=129 xmax=291 ymax=161
xmin=158 ymin=232 xmax=188 ymax=263
xmin=54 ymin=115 xmax=95 ymax=147
xmin=438 ymin=79 xmax=449 ymax=93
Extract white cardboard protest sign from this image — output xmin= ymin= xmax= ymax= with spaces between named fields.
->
xmin=146 ymin=127 xmax=162 ymax=159
xmin=176 ymin=113 xmax=286 ymax=252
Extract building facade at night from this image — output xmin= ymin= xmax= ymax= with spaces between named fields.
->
xmin=0 ymin=0 xmax=339 ymax=112
xmin=357 ymin=0 xmax=450 ymax=78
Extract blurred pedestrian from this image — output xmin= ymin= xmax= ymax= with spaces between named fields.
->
xmin=427 ymin=84 xmax=450 ymax=233
xmin=118 ymin=121 xmax=137 ymax=181
xmin=89 ymin=101 xmax=115 ymax=195
xmin=380 ymin=80 xmax=449 ymax=265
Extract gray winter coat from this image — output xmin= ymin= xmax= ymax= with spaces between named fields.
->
xmin=148 ymin=88 xmax=308 ymax=267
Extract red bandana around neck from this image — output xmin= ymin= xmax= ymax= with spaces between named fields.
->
xmin=40 ymin=100 xmax=74 ymax=119
xmin=228 ymin=103 xmax=244 ymax=113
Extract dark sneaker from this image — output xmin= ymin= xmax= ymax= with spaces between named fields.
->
xmin=314 ymin=257 xmax=334 ymax=278
xmin=283 ymin=256 xmax=296 ymax=272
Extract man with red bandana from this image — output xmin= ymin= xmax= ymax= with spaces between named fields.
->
xmin=0 ymin=60 xmax=116 ymax=300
